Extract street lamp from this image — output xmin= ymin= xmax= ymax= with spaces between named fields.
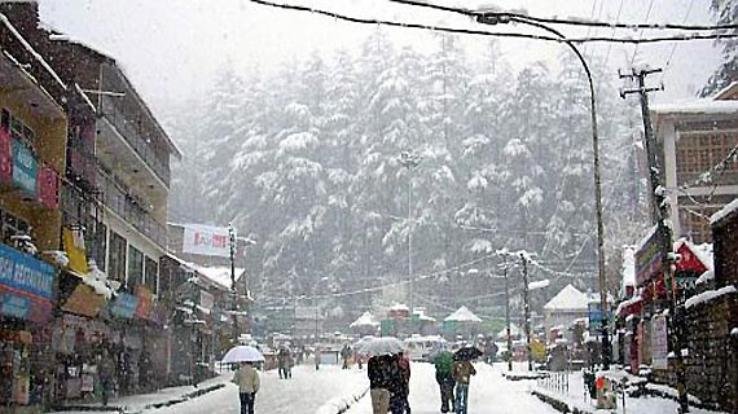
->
xmin=477 ymin=12 xmax=611 ymax=369
xmin=398 ymin=150 xmax=421 ymax=323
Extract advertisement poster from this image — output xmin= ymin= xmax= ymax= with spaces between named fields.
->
xmin=651 ymin=315 xmax=669 ymax=369
xmin=11 ymin=138 xmax=37 ymax=197
xmin=182 ymin=224 xmax=230 ymax=257
xmin=635 ymin=226 xmax=663 ymax=286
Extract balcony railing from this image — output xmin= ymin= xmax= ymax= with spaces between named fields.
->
xmin=99 ymin=95 xmax=171 ymax=185
xmin=97 ymin=170 xmax=167 ymax=248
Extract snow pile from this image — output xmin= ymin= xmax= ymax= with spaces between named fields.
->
xmin=444 ymin=306 xmax=482 ymax=323
xmin=684 ymin=285 xmax=737 ymax=309
xmin=543 ymin=284 xmax=589 ymax=311
xmin=622 ymin=245 xmax=636 ymax=289
xmin=731 ymin=327 xmax=738 ymax=337
xmin=695 ymin=269 xmax=714 ymax=286
xmin=710 ymin=197 xmax=738 ymax=225
xmin=350 ymin=311 xmax=378 ymax=328
xmin=314 ymin=386 xmax=368 ymax=414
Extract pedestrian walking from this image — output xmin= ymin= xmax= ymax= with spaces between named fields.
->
xmin=232 ymin=361 xmax=260 ymax=414
xmin=452 ymin=359 xmax=476 ymax=414
xmin=433 ymin=350 xmax=455 ymax=413
xmin=368 ymin=355 xmax=393 ymax=414
xmin=314 ymin=347 xmax=321 ymax=371
xmin=278 ymin=347 xmax=292 ymax=379
xmin=98 ymin=347 xmax=116 ymax=407
xmin=341 ymin=344 xmax=352 ymax=369
xmin=396 ymin=352 xmax=411 ymax=413
xmin=386 ymin=354 xmax=406 ymax=414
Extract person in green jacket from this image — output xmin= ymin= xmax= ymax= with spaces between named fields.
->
xmin=433 ymin=351 xmax=455 ymax=413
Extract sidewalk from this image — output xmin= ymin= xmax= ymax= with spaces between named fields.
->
xmin=528 ymin=370 xmax=726 ymax=414
xmin=50 ymin=373 xmax=230 ymax=414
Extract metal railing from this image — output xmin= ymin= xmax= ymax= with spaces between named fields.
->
xmin=99 ymin=95 xmax=171 ymax=185
xmin=97 ymin=170 xmax=167 ymax=248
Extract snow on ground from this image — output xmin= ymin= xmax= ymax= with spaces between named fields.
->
xmin=347 ymin=362 xmax=558 ymax=414
xmin=148 ymin=364 xmax=367 ymax=414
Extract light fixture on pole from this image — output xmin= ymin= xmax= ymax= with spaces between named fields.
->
xmin=477 ymin=11 xmax=611 ymax=369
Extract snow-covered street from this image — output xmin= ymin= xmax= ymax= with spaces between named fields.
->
xmin=147 ymin=364 xmax=367 ymax=414
xmin=347 ymin=362 xmax=557 ymax=414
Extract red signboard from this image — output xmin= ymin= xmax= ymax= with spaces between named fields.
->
xmin=134 ymin=285 xmax=153 ymax=320
xmin=675 ymin=242 xmax=708 ymax=274
xmin=0 ymin=127 xmax=12 ymax=183
xmin=36 ymin=164 xmax=58 ymax=209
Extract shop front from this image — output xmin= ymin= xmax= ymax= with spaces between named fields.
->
xmin=0 ymin=243 xmax=57 ymax=411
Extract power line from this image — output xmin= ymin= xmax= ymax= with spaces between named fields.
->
xmin=386 ymin=0 xmax=738 ymax=31
xmin=246 ymin=0 xmax=738 ymax=45
xmin=660 ymin=0 xmax=696 ymax=84
xmin=603 ymin=0 xmax=626 ymax=67
xmin=629 ymin=0 xmax=656 ymax=68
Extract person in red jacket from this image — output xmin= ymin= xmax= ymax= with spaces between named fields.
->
xmin=395 ymin=352 xmax=411 ymax=414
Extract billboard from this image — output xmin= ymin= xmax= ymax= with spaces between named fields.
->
xmin=182 ymin=224 xmax=231 ymax=257
xmin=635 ymin=226 xmax=663 ymax=286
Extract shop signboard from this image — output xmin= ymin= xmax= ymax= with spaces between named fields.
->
xmin=182 ymin=224 xmax=230 ymax=257
xmin=0 ymin=243 xmax=55 ymax=323
xmin=0 ymin=127 xmax=12 ymax=183
xmin=635 ymin=227 xmax=663 ymax=286
xmin=651 ymin=315 xmax=669 ymax=369
xmin=61 ymin=283 xmax=106 ymax=318
xmin=587 ymin=302 xmax=613 ymax=335
xmin=11 ymin=138 xmax=37 ymax=197
xmin=36 ymin=164 xmax=58 ymax=209
xmin=135 ymin=285 xmax=153 ymax=319
xmin=62 ymin=227 xmax=88 ymax=274
xmin=109 ymin=293 xmax=139 ymax=319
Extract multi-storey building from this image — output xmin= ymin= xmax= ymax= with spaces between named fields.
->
xmin=652 ymin=84 xmax=738 ymax=243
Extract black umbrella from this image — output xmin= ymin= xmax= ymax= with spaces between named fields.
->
xmin=454 ymin=346 xmax=483 ymax=361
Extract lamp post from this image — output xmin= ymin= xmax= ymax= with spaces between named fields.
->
xmin=477 ymin=12 xmax=611 ymax=369
xmin=398 ymin=150 xmax=421 ymax=323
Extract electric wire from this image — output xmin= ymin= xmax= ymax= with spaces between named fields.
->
xmin=660 ymin=0 xmax=696 ymax=84
xmin=629 ymin=0 xmax=656 ymax=68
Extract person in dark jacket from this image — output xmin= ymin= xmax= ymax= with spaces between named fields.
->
xmin=396 ymin=352 xmax=411 ymax=414
xmin=433 ymin=350 xmax=455 ymax=413
xmin=368 ymin=355 xmax=393 ymax=414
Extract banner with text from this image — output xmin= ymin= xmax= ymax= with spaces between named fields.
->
xmin=182 ymin=224 xmax=231 ymax=258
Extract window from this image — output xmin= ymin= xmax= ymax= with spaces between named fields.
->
xmin=678 ymin=205 xmax=721 ymax=244
xmin=108 ymin=231 xmax=127 ymax=283
xmin=1 ymin=109 xmax=9 ymax=131
xmin=676 ymin=132 xmax=738 ymax=185
xmin=127 ymin=246 xmax=144 ymax=287
xmin=144 ymin=256 xmax=158 ymax=295
xmin=0 ymin=209 xmax=30 ymax=244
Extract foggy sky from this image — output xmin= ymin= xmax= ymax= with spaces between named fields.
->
xmin=37 ymin=0 xmax=720 ymax=119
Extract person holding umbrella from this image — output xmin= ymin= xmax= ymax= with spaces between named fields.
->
xmin=222 ymin=345 xmax=265 ymax=414
xmin=452 ymin=347 xmax=480 ymax=414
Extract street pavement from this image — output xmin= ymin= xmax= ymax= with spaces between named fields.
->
xmin=347 ymin=362 xmax=558 ymax=414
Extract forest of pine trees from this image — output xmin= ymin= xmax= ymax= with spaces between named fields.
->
xmin=165 ymin=30 xmax=648 ymax=322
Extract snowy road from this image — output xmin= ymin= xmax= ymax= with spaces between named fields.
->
xmin=347 ymin=362 xmax=557 ymax=414
xmin=146 ymin=364 xmax=367 ymax=414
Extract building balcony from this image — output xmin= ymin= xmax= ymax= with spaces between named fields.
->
xmin=98 ymin=94 xmax=170 ymax=188
xmin=97 ymin=170 xmax=166 ymax=249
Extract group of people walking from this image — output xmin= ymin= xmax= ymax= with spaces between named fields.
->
xmin=433 ymin=350 xmax=477 ymax=414
xmin=367 ymin=352 xmax=412 ymax=414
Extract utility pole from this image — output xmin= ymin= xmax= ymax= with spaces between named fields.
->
xmin=503 ymin=256 xmax=513 ymax=372
xmin=399 ymin=151 xmax=421 ymax=322
xmin=520 ymin=253 xmax=533 ymax=372
xmin=620 ymin=67 xmax=688 ymax=413
xmin=229 ymin=224 xmax=238 ymax=344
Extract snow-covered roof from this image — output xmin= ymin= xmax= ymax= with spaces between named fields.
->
xmin=444 ymin=306 xmax=482 ymax=323
xmin=674 ymin=239 xmax=713 ymax=271
xmin=685 ymin=285 xmax=737 ymax=309
xmin=496 ymin=323 xmax=521 ymax=339
xmin=389 ymin=303 xmax=409 ymax=312
xmin=413 ymin=310 xmax=436 ymax=322
xmin=350 ymin=311 xmax=378 ymax=328
xmin=0 ymin=13 xmax=66 ymax=91
xmin=195 ymin=264 xmax=246 ymax=290
xmin=712 ymin=81 xmax=738 ymax=100
xmin=695 ymin=269 xmax=714 ymax=286
xmin=543 ymin=284 xmax=590 ymax=311
xmin=651 ymin=99 xmax=738 ymax=116
xmin=710 ymin=197 xmax=738 ymax=226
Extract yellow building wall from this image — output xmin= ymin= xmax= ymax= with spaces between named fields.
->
xmin=0 ymin=87 xmax=67 ymax=252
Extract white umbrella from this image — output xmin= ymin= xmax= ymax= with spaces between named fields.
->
xmin=357 ymin=337 xmax=404 ymax=356
xmin=222 ymin=345 xmax=265 ymax=363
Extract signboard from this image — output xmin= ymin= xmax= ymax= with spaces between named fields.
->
xmin=109 ymin=293 xmax=139 ymax=319
xmin=182 ymin=224 xmax=231 ymax=257
xmin=62 ymin=283 xmax=106 ymax=318
xmin=0 ymin=243 xmax=55 ymax=323
xmin=651 ymin=315 xmax=669 ymax=369
xmin=36 ymin=165 xmax=58 ymax=209
xmin=0 ymin=127 xmax=12 ymax=183
xmin=635 ymin=227 xmax=663 ymax=286
xmin=134 ymin=285 xmax=153 ymax=319
xmin=11 ymin=138 xmax=37 ymax=196
xmin=587 ymin=302 xmax=612 ymax=334
xmin=62 ymin=227 xmax=88 ymax=274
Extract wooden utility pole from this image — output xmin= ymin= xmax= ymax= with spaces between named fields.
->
xmin=520 ymin=253 xmax=533 ymax=372
xmin=619 ymin=67 xmax=688 ymax=413
xmin=503 ymin=257 xmax=513 ymax=372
